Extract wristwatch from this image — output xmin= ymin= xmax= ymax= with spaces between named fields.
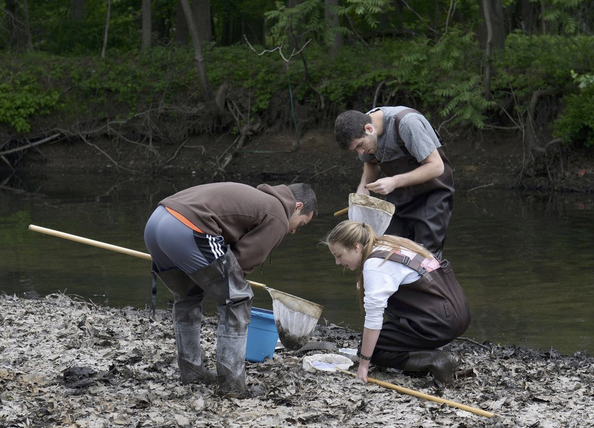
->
xmin=357 ymin=352 xmax=372 ymax=361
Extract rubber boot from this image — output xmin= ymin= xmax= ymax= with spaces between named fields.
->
xmin=175 ymin=324 xmax=217 ymax=385
xmin=402 ymin=350 xmax=458 ymax=388
xmin=216 ymin=329 xmax=249 ymax=398
xmin=185 ymin=251 xmax=253 ymax=398
xmin=156 ymin=267 xmax=217 ymax=385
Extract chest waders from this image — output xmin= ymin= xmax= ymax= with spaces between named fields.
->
xmin=155 ymin=249 xmax=253 ymax=397
xmin=380 ymin=109 xmax=455 ymax=259
xmin=364 ymin=250 xmax=471 ymax=388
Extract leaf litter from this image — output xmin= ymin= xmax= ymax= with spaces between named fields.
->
xmin=1 ymin=293 xmax=593 ymax=428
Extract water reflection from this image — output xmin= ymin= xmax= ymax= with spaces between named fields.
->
xmin=1 ymin=173 xmax=593 ymax=355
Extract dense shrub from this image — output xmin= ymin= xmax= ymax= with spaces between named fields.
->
xmin=553 ymin=71 xmax=594 ymax=147
xmin=1 ymin=33 xmax=594 ymax=150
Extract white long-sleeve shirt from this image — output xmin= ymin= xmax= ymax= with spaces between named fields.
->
xmin=362 ymin=247 xmax=439 ymax=330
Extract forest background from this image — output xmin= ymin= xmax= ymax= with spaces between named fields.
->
xmin=1 ymin=0 xmax=593 ymax=189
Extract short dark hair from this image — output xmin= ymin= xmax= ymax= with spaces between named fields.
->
xmin=334 ymin=110 xmax=372 ymax=149
xmin=288 ymin=183 xmax=317 ymax=216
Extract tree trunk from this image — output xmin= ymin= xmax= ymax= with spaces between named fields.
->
xmin=6 ymin=0 xmax=32 ymax=52
xmin=179 ymin=0 xmax=219 ymax=113
xmin=22 ymin=0 xmax=32 ymax=50
xmin=192 ymin=0 xmax=212 ymax=44
xmin=325 ymin=0 xmax=343 ymax=56
xmin=141 ymin=0 xmax=152 ymax=50
xmin=520 ymin=0 xmax=538 ymax=34
xmin=175 ymin=0 xmax=189 ymax=45
xmin=527 ymin=88 xmax=558 ymax=153
xmin=71 ymin=0 xmax=86 ymax=22
xmin=101 ymin=0 xmax=111 ymax=58
xmin=287 ymin=0 xmax=304 ymax=50
xmin=479 ymin=0 xmax=505 ymax=101
xmin=478 ymin=0 xmax=505 ymax=51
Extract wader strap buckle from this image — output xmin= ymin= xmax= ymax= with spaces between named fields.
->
xmin=369 ymin=250 xmax=434 ymax=281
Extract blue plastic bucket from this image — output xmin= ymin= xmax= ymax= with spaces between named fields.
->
xmin=246 ymin=307 xmax=279 ymax=362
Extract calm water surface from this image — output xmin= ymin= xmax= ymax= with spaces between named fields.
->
xmin=1 ymin=172 xmax=593 ymax=355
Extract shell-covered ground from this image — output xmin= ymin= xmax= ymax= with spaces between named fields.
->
xmin=1 ymin=293 xmax=593 ymax=428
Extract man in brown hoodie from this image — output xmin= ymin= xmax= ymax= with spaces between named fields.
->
xmin=144 ymin=182 xmax=317 ymax=398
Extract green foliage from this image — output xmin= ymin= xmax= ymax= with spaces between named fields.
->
xmin=492 ymin=34 xmax=594 ymax=119
xmin=306 ymin=41 xmax=395 ymax=106
xmin=2 ymin=29 xmax=594 ymax=149
xmin=265 ymin=0 xmax=326 ymax=46
xmin=0 ymin=63 xmax=61 ymax=133
xmin=291 ymin=28 xmax=494 ymax=128
xmin=332 ymin=0 xmax=393 ymax=30
xmin=497 ymin=34 xmax=581 ymax=88
xmin=265 ymin=0 xmax=395 ymax=48
xmin=436 ymin=76 xmax=495 ymax=128
xmin=389 ymin=29 xmax=494 ymax=128
xmin=398 ymin=0 xmax=479 ymax=35
xmin=571 ymin=70 xmax=594 ymax=89
xmin=74 ymin=49 xmax=196 ymax=113
xmin=538 ymin=0 xmax=588 ymax=35
xmin=27 ymin=0 xmax=142 ymax=55
xmin=206 ymin=44 xmax=285 ymax=113
xmin=553 ymin=71 xmax=594 ymax=147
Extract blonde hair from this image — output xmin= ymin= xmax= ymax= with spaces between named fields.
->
xmin=321 ymin=220 xmax=433 ymax=307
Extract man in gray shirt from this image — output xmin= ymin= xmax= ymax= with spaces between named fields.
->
xmin=334 ymin=107 xmax=454 ymax=259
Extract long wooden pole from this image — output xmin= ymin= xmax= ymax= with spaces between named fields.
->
xmin=338 ymin=369 xmax=496 ymax=418
xmin=29 ymin=224 xmax=151 ymax=260
xmin=28 ymin=224 xmax=268 ymax=291
xmin=333 ymin=207 xmax=349 ymax=216
xmin=29 ymin=224 xmax=494 ymax=417
xmin=28 ymin=224 xmax=324 ymax=349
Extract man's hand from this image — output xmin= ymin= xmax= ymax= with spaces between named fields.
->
xmin=365 ymin=149 xmax=444 ymax=195
xmin=365 ymin=176 xmax=397 ymax=195
xmin=356 ymin=162 xmax=381 ymax=196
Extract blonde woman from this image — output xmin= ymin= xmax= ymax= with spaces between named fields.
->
xmin=323 ymin=220 xmax=470 ymax=388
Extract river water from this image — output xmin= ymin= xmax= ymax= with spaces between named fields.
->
xmin=1 ymin=171 xmax=593 ymax=356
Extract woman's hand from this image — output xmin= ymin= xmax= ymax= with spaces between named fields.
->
xmin=356 ymin=364 xmax=369 ymax=382
xmin=357 ymin=328 xmax=381 ymax=383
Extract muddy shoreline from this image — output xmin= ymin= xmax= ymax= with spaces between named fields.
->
xmin=1 ymin=293 xmax=593 ymax=427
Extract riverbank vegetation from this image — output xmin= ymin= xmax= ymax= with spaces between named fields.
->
xmin=1 ymin=0 xmax=593 ymax=188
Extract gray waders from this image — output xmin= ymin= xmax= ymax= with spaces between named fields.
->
xmin=156 ymin=250 xmax=253 ymax=396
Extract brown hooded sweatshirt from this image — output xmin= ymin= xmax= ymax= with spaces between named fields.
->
xmin=159 ymin=182 xmax=295 ymax=275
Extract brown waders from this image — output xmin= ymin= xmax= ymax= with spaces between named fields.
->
xmin=366 ymin=251 xmax=470 ymax=388
xmin=156 ymin=250 xmax=253 ymax=397
xmin=380 ymin=108 xmax=455 ymax=259
xmin=381 ymin=145 xmax=455 ymax=260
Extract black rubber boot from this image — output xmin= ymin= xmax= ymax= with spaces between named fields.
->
xmin=402 ymin=350 xmax=458 ymax=388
